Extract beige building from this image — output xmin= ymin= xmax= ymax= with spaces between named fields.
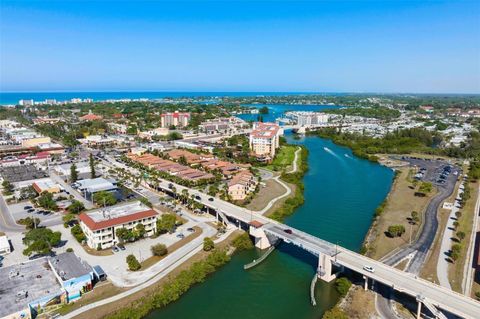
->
xmin=160 ymin=111 xmax=190 ymax=128
xmin=79 ymin=201 xmax=158 ymax=249
xmin=228 ymin=170 xmax=257 ymax=200
xmin=249 ymin=122 xmax=282 ymax=159
xmin=21 ymin=136 xmax=51 ymax=148
xmin=138 ymin=127 xmax=169 ymax=140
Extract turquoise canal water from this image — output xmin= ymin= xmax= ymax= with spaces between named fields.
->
xmin=146 ymin=124 xmax=394 ymax=319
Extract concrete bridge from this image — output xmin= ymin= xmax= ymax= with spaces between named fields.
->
xmin=147 ymin=177 xmax=480 ymax=319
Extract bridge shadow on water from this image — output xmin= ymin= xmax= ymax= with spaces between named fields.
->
xmin=276 ymin=241 xmax=318 ymax=272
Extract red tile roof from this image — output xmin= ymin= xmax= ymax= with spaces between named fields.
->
xmin=79 ymin=209 xmax=158 ymax=231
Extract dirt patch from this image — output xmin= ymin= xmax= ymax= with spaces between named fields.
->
xmin=245 ymin=178 xmax=288 ymax=212
xmin=140 ymin=226 xmax=203 ymax=270
xmin=263 ymin=182 xmax=297 ymax=217
xmin=339 ymin=286 xmax=378 ymax=319
xmin=366 ymin=168 xmax=437 ymax=260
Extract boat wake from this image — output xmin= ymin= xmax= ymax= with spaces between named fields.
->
xmin=344 ymin=154 xmax=351 ymax=159
xmin=323 ymin=147 xmax=342 ymax=160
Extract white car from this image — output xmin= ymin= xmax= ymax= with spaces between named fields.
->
xmin=363 ymin=265 xmax=375 ymax=273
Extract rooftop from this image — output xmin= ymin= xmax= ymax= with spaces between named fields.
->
xmin=79 ymin=201 xmax=158 ymax=231
xmin=48 ymin=252 xmax=92 ymax=281
xmin=0 ymin=258 xmax=62 ymax=318
xmin=75 ymin=177 xmax=117 ymax=193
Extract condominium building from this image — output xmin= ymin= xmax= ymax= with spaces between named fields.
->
xmin=249 ymin=122 xmax=282 ymax=159
xmin=285 ymin=111 xmax=330 ymax=126
xmin=227 ymin=170 xmax=258 ymax=201
xmin=78 ymin=201 xmax=158 ymax=249
xmin=160 ymin=111 xmax=190 ymax=128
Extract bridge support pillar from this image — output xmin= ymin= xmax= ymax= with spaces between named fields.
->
xmin=416 ymin=300 xmax=422 ymax=319
xmin=363 ymin=276 xmax=368 ymax=291
xmin=317 ymin=253 xmax=336 ymax=282
xmin=249 ymin=226 xmax=271 ymax=250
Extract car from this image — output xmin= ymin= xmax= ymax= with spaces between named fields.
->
xmin=118 ymin=244 xmax=126 ymax=251
xmin=27 ymin=208 xmax=35 ymax=213
xmin=187 ymin=227 xmax=195 ymax=232
xmin=176 ymin=233 xmax=185 ymax=239
xmin=168 ymin=183 xmax=174 ymax=189
xmin=24 ymin=205 xmax=32 ymax=210
xmin=284 ymin=229 xmax=293 ymax=234
xmin=112 ymin=246 xmax=119 ymax=252
xmin=195 ymin=195 xmax=201 ymax=200
xmin=363 ymin=265 xmax=375 ymax=273
xmin=208 ymin=197 xmax=214 ymax=202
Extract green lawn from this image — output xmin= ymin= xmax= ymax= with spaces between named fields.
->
xmin=264 ymin=145 xmax=297 ymax=172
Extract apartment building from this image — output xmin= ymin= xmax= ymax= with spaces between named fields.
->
xmin=227 ymin=170 xmax=258 ymax=201
xmin=79 ymin=201 xmax=158 ymax=249
xmin=249 ymin=122 xmax=282 ymax=159
xmin=160 ymin=111 xmax=190 ymax=128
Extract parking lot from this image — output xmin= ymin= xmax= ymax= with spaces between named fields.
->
xmin=400 ymin=156 xmax=461 ymax=186
xmin=8 ymin=201 xmax=63 ymax=227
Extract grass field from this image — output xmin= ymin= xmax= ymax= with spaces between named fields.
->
xmin=420 ymin=175 xmax=463 ymax=284
xmin=448 ymin=181 xmax=479 ymax=293
xmin=367 ymin=167 xmax=437 ymax=260
xmin=264 ymin=145 xmax=297 ymax=172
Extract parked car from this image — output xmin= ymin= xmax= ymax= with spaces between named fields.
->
xmin=112 ymin=246 xmax=119 ymax=253
xmin=363 ymin=265 xmax=375 ymax=273
xmin=118 ymin=244 xmax=126 ymax=251
xmin=187 ymin=227 xmax=195 ymax=232
xmin=168 ymin=183 xmax=174 ymax=189
xmin=208 ymin=197 xmax=214 ymax=202
xmin=176 ymin=233 xmax=185 ymax=239
xmin=195 ymin=195 xmax=201 ymax=200
xmin=24 ymin=205 xmax=32 ymax=210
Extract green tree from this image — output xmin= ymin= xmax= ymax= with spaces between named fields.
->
xmin=455 ymin=211 xmax=462 ymax=219
xmin=457 ymin=231 xmax=466 ymax=241
xmin=17 ymin=217 xmax=40 ymax=230
xmin=71 ymin=224 xmax=86 ymax=242
xmin=70 ymin=163 xmax=79 ymax=182
xmin=93 ymin=191 xmax=117 ymax=206
xmin=23 ymin=228 xmax=62 ymax=256
xmin=89 ymin=153 xmax=96 ymax=178
xmin=19 ymin=186 xmax=37 ymax=200
xmin=410 ymin=211 xmax=419 ymax=224
xmin=126 ymin=254 xmax=141 ymax=271
xmin=133 ymin=223 xmax=146 ymax=239
xmin=387 ymin=225 xmax=406 ymax=238
xmin=151 ymin=243 xmax=168 ymax=256
xmin=36 ymin=192 xmax=58 ymax=211
xmin=139 ymin=197 xmax=153 ymax=208
xmin=334 ymin=277 xmax=352 ymax=297
xmin=2 ymin=180 xmax=14 ymax=195
xmin=203 ymin=237 xmax=215 ymax=251
xmin=67 ymin=200 xmax=85 ymax=214
xmin=259 ymin=106 xmax=269 ymax=114
xmin=178 ymin=155 xmax=188 ymax=165
xmin=418 ymin=182 xmax=433 ymax=194
xmin=156 ymin=214 xmax=177 ymax=234
xmin=116 ymin=227 xmax=134 ymax=242
xmin=322 ymin=308 xmax=348 ymax=319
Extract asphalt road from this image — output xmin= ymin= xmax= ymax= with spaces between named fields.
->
xmin=377 ymin=158 xmax=460 ymax=318
xmin=0 ymin=195 xmax=25 ymax=233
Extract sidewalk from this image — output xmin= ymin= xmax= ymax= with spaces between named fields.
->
xmin=436 ymin=182 xmax=464 ymax=289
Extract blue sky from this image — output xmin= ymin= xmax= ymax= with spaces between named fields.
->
xmin=1 ymin=0 xmax=479 ymax=93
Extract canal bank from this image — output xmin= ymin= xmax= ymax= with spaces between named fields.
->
xmin=143 ymin=130 xmax=393 ymax=319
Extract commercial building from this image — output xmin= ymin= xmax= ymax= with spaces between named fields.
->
xmin=74 ymin=177 xmax=117 ymax=200
xmin=160 ymin=111 xmax=190 ymax=128
xmin=48 ymin=252 xmax=94 ymax=303
xmin=55 ymin=161 xmax=91 ymax=180
xmin=32 ymin=178 xmax=63 ymax=194
xmin=0 ymin=234 xmax=11 ymax=255
xmin=138 ymin=127 xmax=169 ymax=140
xmin=21 ymin=137 xmax=51 ymax=148
xmin=249 ymin=122 xmax=282 ymax=159
xmin=78 ymin=135 xmax=116 ymax=148
xmin=78 ymin=201 xmax=158 ymax=249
